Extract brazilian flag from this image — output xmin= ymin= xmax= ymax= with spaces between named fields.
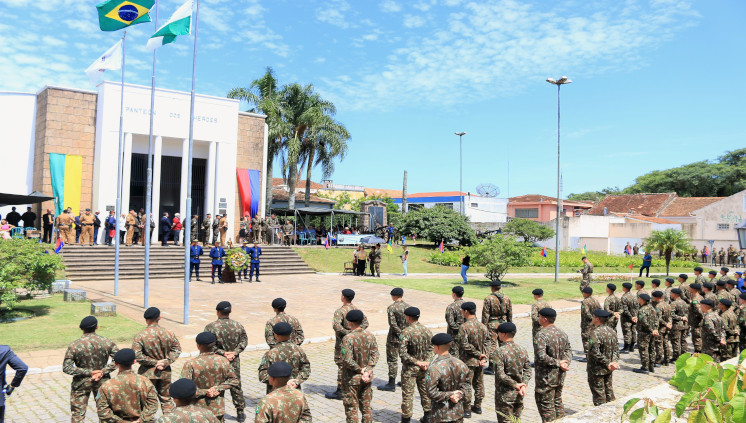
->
xmin=97 ymin=0 xmax=155 ymax=31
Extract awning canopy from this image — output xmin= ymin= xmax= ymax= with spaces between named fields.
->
xmin=0 ymin=191 xmax=54 ymax=207
xmin=271 ymin=207 xmax=365 ymax=215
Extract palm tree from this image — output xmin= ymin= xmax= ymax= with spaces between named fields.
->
xmin=645 ymin=228 xmax=694 ymax=276
xmin=301 ymin=114 xmax=350 ymax=206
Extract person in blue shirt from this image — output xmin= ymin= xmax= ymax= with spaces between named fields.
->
xmin=248 ymin=241 xmax=262 ymax=282
xmin=1 ymin=345 xmax=28 ymax=421
xmin=190 ymin=239 xmax=204 ymax=282
xmin=735 ymin=271 xmax=745 ymax=293
xmin=209 ymin=241 xmax=226 ymax=284
xmin=239 ymin=241 xmax=251 ymax=281
xmin=387 ymin=224 xmax=394 ymax=243
xmin=639 ymin=251 xmax=653 ymax=277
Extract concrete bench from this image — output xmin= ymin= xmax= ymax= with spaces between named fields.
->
xmin=91 ymin=302 xmax=116 ymax=317
xmin=63 ymin=289 xmax=86 ymax=302
xmin=50 ymin=280 xmax=71 ymax=294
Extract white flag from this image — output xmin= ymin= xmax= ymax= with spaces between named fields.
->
xmin=85 ymin=40 xmax=123 ymax=86
xmin=146 ymin=0 xmax=193 ymax=50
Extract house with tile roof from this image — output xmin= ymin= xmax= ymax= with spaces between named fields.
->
xmin=507 ymin=195 xmax=593 ymax=222
xmin=392 ymin=191 xmax=509 ymax=226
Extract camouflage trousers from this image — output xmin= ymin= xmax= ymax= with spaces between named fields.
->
xmin=495 ymin=388 xmax=524 ymax=423
xmin=580 ymin=279 xmax=590 ymax=292
xmin=401 ymin=366 xmax=431 ymax=418
xmin=638 ymin=332 xmax=655 ymax=369
xmin=447 ymin=330 xmax=460 ymax=357
xmin=463 ymin=365 xmax=484 ymax=408
xmin=587 ymin=372 xmax=614 ymax=406
xmin=654 ymin=329 xmax=672 ymax=364
xmin=535 ymin=377 xmax=566 ymax=423
xmin=670 ymin=329 xmax=688 ymax=359
xmin=385 ymin=332 xmax=401 ymax=380
xmin=704 ymin=347 xmax=721 ymax=363
xmin=621 ymin=318 xmax=637 ymax=346
xmin=740 ymin=330 xmax=746 ymax=352
xmin=150 ymin=378 xmax=175 ymax=414
xmin=370 ymin=261 xmax=380 ymax=277
xmin=690 ymin=325 xmax=702 ymax=352
xmin=70 ymin=378 xmax=107 ymax=422
xmin=722 ymin=342 xmax=739 ymax=361
xmin=229 ymin=360 xmax=245 ymax=411
xmin=334 ymin=340 xmax=344 ymax=388
xmin=342 ymin=379 xmax=373 ymax=423
xmin=581 ymin=326 xmax=592 ymax=357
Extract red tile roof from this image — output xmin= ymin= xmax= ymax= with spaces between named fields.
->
xmin=660 ymin=197 xmax=724 ymax=217
xmin=625 ymin=214 xmax=681 ymax=225
xmin=587 ymin=193 xmax=676 ymax=216
xmin=508 ymin=195 xmax=593 ymax=208
xmin=406 ymin=191 xmax=469 ymax=198
xmin=272 ymin=178 xmax=323 ymax=190
xmin=271 ymin=188 xmax=334 ymax=204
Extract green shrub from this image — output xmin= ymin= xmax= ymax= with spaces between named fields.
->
xmin=0 ymin=239 xmax=65 ymax=309
xmin=524 ymin=249 xmax=698 ymax=268
xmin=427 ymin=250 xmax=463 ymax=267
xmin=468 ymin=235 xmax=533 ymax=281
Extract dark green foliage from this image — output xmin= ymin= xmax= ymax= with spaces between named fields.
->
xmin=501 ymin=218 xmax=555 ymax=243
xmin=0 ymin=239 xmax=66 ymax=309
xmin=397 ymin=206 xmax=476 ymax=246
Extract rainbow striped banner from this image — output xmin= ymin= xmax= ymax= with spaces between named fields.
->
xmin=49 ymin=153 xmax=83 ymax=216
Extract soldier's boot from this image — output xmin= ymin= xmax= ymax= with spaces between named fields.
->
xmin=324 ymin=388 xmax=342 ymax=400
xmin=401 ymin=418 xmax=411 ymax=423
xmin=236 ymin=410 xmax=246 ymax=422
xmin=420 ymin=411 xmax=430 ymax=423
xmin=483 ymin=365 xmax=495 ymax=375
xmin=471 ymin=405 xmax=482 ymax=414
xmin=464 ymin=409 xmax=472 ymax=418
xmin=633 ymin=367 xmax=649 ymax=374
xmin=649 ymin=365 xmax=655 ymax=373
xmin=620 ymin=343 xmax=629 ymax=354
xmin=378 ymin=378 xmax=396 ymax=391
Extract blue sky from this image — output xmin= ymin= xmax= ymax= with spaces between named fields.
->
xmin=1 ymin=0 xmax=744 ymax=197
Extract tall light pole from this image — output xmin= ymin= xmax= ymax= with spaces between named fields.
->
xmin=546 ymin=76 xmax=571 ymax=283
xmin=455 ymin=132 xmax=466 ymax=214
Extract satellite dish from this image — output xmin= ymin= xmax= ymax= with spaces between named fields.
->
xmin=476 ymin=183 xmax=500 ymax=197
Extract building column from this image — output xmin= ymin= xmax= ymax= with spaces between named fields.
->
xmin=120 ymin=133 xmax=133 ymax=215
xmin=213 ymin=142 xmax=220 ymax=217
xmin=180 ymin=138 xmax=189 ymax=245
xmin=151 ymin=136 xmax=163 ymax=244
xmin=205 ymin=141 xmax=216 ymax=216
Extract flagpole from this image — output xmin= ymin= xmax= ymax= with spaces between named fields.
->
xmin=183 ymin=0 xmax=200 ymax=325
xmin=114 ymin=30 xmax=127 ymax=297
xmin=143 ymin=0 xmax=159 ymax=309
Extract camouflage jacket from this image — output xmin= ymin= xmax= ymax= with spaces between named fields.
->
xmin=603 ymin=294 xmax=622 ymax=329
xmin=254 ymin=385 xmax=312 ymax=423
xmin=531 ymin=300 xmax=552 ymax=335
xmin=132 ymin=323 xmax=182 ymax=380
xmin=670 ymin=298 xmax=689 ymax=330
xmin=333 ymin=304 xmax=369 ymax=344
xmin=534 ymin=325 xmax=572 ymax=389
xmin=636 ymin=288 xmax=649 ymax=299
xmin=689 ymin=294 xmax=704 ymax=326
xmin=458 ymin=318 xmax=493 ymax=367
xmin=258 ymin=341 xmax=311 ymax=386
xmin=637 ymin=304 xmax=658 ymax=334
xmin=731 ymin=288 xmax=742 ymax=299
xmin=703 ymin=292 xmax=718 ymax=305
xmin=581 ymin=262 xmax=593 ymax=281
xmin=717 ymin=289 xmax=735 ymax=304
xmin=482 ymin=292 xmax=512 ymax=329
xmin=264 ymin=312 xmax=305 ymax=348
xmin=425 ymin=354 xmax=469 ymax=422
xmin=180 ymin=352 xmax=240 ymax=417
xmin=445 ymin=299 xmax=465 ymax=336
xmin=737 ymin=305 xmax=746 ymax=330
xmin=157 ymin=404 xmax=219 ymax=422
xmin=96 ymin=370 xmax=158 ymax=423
xmin=721 ymin=308 xmax=739 ymax=343
xmin=680 ymin=283 xmax=692 ymax=304
xmin=62 ymin=333 xmax=118 ymax=389
xmin=587 ymin=325 xmax=619 ymax=376
xmin=694 ymin=274 xmax=707 ymax=286
xmin=387 ymin=300 xmax=410 ymax=339
xmin=702 ymin=310 xmax=725 ymax=354
xmin=340 ymin=328 xmax=379 ymax=381
xmin=399 ymin=321 xmax=434 ymax=371
xmin=621 ymin=292 xmax=639 ymax=320
xmin=204 ymin=317 xmax=248 ymax=362
xmin=581 ymin=296 xmax=601 ymax=330
xmin=491 ymin=340 xmax=531 ymax=394
xmin=663 ymin=286 xmax=674 ymax=303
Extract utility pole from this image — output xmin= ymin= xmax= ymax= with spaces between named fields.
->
xmin=402 ymin=170 xmax=408 ymax=214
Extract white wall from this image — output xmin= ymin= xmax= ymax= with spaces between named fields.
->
xmin=465 ymin=195 xmax=508 ymax=223
xmin=0 ymin=92 xmax=36 ymax=218
xmin=690 ymin=190 xmax=745 ymax=250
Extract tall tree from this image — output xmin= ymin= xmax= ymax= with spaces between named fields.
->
xmin=302 ymin=114 xmax=349 ymax=206
xmin=645 ymin=228 xmax=694 ymax=276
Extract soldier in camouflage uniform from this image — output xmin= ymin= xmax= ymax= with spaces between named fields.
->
xmin=650 ymin=279 xmax=663 ymax=297
xmin=399 ymin=306 xmax=434 ymax=423
xmin=579 ymin=286 xmax=601 ymax=361
xmin=533 ymin=308 xmax=572 ymax=423
xmin=425 ymin=333 xmax=469 ymax=423
xmin=212 ymin=215 xmax=220 ymax=245
xmin=693 ymin=267 xmax=707 ymax=285
xmin=201 ymin=214 xmax=212 ymax=245
xmin=258 ymin=322 xmax=311 ymax=394
xmin=96 ymin=348 xmax=158 ymax=422
xmin=603 ymin=284 xmax=621 ymax=336
xmin=700 ymin=299 xmax=726 ymax=362
xmin=707 ymin=270 xmax=719 ymax=286
xmin=578 ymin=256 xmax=593 ymax=291
xmin=327 ymin=288 xmax=370 ymax=400
xmin=157 ymin=378 xmax=220 ymax=423
xmin=340 ymin=309 xmax=379 ymax=423
xmin=445 ymin=286 xmax=466 ymax=357
xmin=632 ymin=294 xmax=658 ymax=374
xmin=688 ymin=283 xmax=705 ymax=353
xmin=63 ymin=316 xmax=119 ymax=422
xmin=619 ymin=282 xmax=638 ymax=354
xmin=702 ymin=282 xmax=718 ymax=304
xmin=204 ymin=301 xmax=248 ymax=422
xmin=255 ymin=362 xmax=313 ymax=423
xmin=531 ymin=289 xmax=552 ymax=340
xmin=132 ymin=307 xmax=182 ymax=414
xmin=678 ymin=274 xmax=692 ymax=304
xmin=718 ymin=299 xmax=739 ymax=360
xmin=459 ymin=301 xmax=493 ymax=417
xmin=586 ymin=310 xmax=620 ymax=406
xmin=181 ymin=332 xmax=240 ymax=421
xmin=669 ymin=288 xmax=689 ymax=361
xmin=491 ymin=322 xmax=531 ymax=423
xmin=482 ymin=281 xmax=511 ymax=375
xmin=651 ymin=291 xmax=673 ymax=366
xmin=635 ymin=280 xmax=649 ymax=299
xmin=737 ymin=293 xmax=746 ymax=352
xmin=370 ymin=244 xmax=382 ymax=277
xmin=727 ymin=279 xmax=740 ymax=300
xmin=264 ymin=298 xmax=305 ymax=348
xmin=720 ymin=266 xmax=731 ymax=283
xmin=716 ymin=280 xmax=735 ymax=304
xmin=379 ymin=287 xmax=409 ymax=392
xmin=663 ymin=278 xmax=675 ymax=303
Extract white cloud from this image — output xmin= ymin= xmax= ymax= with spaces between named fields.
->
xmin=403 ymin=15 xmax=426 ymax=28
xmin=316 ymin=0 xmax=351 ymax=29
xmin=381 ymin=0 xmax=402 ymax=13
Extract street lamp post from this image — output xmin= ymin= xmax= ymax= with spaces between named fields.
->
xmin=546 ymin=76 xmax=572 ymax=283
xmin=455 ymin=132 xmax=466 ymax=215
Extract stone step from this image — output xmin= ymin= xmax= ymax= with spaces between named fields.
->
xmin=65 ymin=268 xmax=314 ymax=280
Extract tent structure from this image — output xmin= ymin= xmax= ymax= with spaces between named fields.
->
xmin=0 ymin=191 xmax=54 ymax=207
xmin=270 ymin=207 xmax=369 ymax=241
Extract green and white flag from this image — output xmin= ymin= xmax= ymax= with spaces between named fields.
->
xmin=146 ymin=0 xmax=193 ymax=50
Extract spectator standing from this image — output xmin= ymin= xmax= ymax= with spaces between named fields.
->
xmin=92 ymin=211 xmax=101 ymax=245
xmin=401 ymin=245 xmax=409 ymax=277
xmin=5 ymin=207 xmax=21 ymax=227
xmin=172 ymin=213 xmax=183 ymax=246
xmin=461 ymin=254 xmax=470 ymax=284
xmin=20 ymin=207 xmax=36 ymax=228
xmin=42 ymin=209 xmax=55 ymax=243
xmin=640 ymin=252 xmax=653 ymax=277
xmin=74 ymin=213 xmax=82 ymax=244
xmin=1 ymin=345 xmax=29 ymax=422
xmin=356 ymin=246 xmax=368 ymax=276
xmin=160 ymin=213 xmax=171 ymax=247
xmin=104 ymin=211 xmax=115 ymax=246
xmin=119 ymin=213 xmax=127 ymax=245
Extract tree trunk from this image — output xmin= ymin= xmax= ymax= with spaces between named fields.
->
xmin=287 ymin=165 xmax=297 ymax=210
xmin=665 ymin=249 xmax=672 ymax=276
xmin=304 ymin=149 xmax=314 ymax=207
xmin=402 ymin=170 xmax=408 ymax=214
xmin=265 ymin=157 xmax=274 ymax=217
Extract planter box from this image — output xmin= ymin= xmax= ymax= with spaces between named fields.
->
xmin=63 ymin=289 xmax=86 ymax=302
xmin=91 ymin=302 xmax=116 ymax=317
xmin=50 ymin=280 xmax=71 ymax=294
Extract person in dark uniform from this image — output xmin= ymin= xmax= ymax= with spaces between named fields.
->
xmin=160 ymin=213 xmax=171 ymax=247
xmin=190 ymin=240 xmax=203 ymax=281
xmin=5 ymin=207 xmax=21 ymax=227
xmin=20 ymin=207 xmax=36 ymax=228
xmin=209 ymin=241 xmax=226 ymax=284
xmin=42 ymin=209 xmax=55 ymax=243
xmin=248 ymin=241 xmax=262 ymax=282
xmin=1 ymin=345 xmax=29 ymax=422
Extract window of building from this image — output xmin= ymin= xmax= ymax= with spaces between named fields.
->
xmin=435 ymin=203 xmax=454 ymax=209
xmin=470 ymin=203 xmax=478 ymax=208
xmin=717 ymin=223 xmax=730 ymax=230
xmin=407 ymin=204 xmax=424 ymax=211
xmin=515 ymin=208 xmax=539 ymax=219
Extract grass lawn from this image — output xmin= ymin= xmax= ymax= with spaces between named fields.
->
xmin=0 ymin=295 xmax=143 ymax=352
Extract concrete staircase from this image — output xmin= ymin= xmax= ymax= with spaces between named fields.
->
xmin=60 ymin=244 xmax=314 ymax=280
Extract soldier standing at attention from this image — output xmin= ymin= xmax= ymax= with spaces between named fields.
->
xmin=327 ymin=289 xmax=369 ymax=400
xmin=738 ymin=293 xmax=746 ymax=353
xmin=79 ymin=208 xmax=95 ymax=245
xmin=157 ymin=378 xmax=220 ymax=423
xmin=678 ymin=274 xmax=692 ymax=304
xmin=190 ymin=239 xmax=204 ymax=282
xmin=694 ymin=267 xmax=707 ymax=285
xmin=251 ymin=214 xmax=262 ymax=244
xmin=210 ymin=214 xmax=219 ymax=245
xmin=533 ymin=308 xmax=571 ymax=423
xmin=531 ymin=289 xmax=552 ymax=352
xmin=63 ymin=316 xmax=119 ymax=423
xmin=96 ymin=348 xmax=158 ymax=422
xmin=190 ymin=214 xmax=199 ymax=244
xmin=445 ymin=286 xmax=466 ymax=357
xmin=578 ymin=256 xmax=593 ymax=291
xmin=204 ymin=301 xmax=248 ymax=422
xmin=482 ymin=281 xmax=511 ymax=373
xmin=209 ymin=241 xmax=226 ymax=284
xmin=398 ymin=307 xmax=434 ymax=423
xmin=603 ymin=284 xmax=621 ymax=337
xmin=260 ymin=216 xmax=270 ymax=245
xmin=132 ymin=307 xmax=182 ymax=414
xmin=619 ymin=282 xmax=638 ymax=354
xmin=371 ymin=244 xmax=383 ymax=278
xmin=716 ymin=280 xmax=735 ymax=304
xmin=669 ymin=288 xmax=689 ymax=361
xmin=125 ymin=210 xmax=136 ymax=246
xmin=201 ymin=214 xmax=212 ymax=244
xmin=579 ymin=286 xmax=601 ymax=362
xmin=719 ymin=248 xmax=726 ymax=266
xmin=265 ymin=298 xmax=305 ymax=348
xmin=282 ymin=220 xmax=294 ymax=245
xmin=255 ymin=362 xmax=313 ymax=423
xmin=586 ymin=310 xmax=620 ymax=406
xmin=635 ymin=280 xmax=648 ymax=299
xmin=700 ymin=300 xmax=726 ymax=362
xmin=340 ymin=310 xmax=379 ymax=423
xmin=727 ymin=279 xmax=740 ymax=300
xmin=663 ymin=278 xmax=675 ymax=303
xmin=180 ymin=332 xmax=240 ymax=422
xmin=379 ymin=288 xmax=409 ymax=392
xmin=266 ymin=214 xmax=280 ymax=244
xmin=219 ymin=214 xmax=228 ymax=245
xmin=258 ymin=323 xmax=311 ymax=394
xmin=688 ymin=283 xmax=705 ymax=353
xmin=425 ymin=333 xmax=469 ymax=423
xmin=718 ymin=299 xmax=739 ymax=360
xmin=702 ymin=282 xmax=718 ymax=304
xmin=492 ymin=322 xmax=531 ymax=423
xmin=650 ymin=279 xmax=662 ymax=298
xmin=651 ymin=292 xmax=672 ymax=367
xmin=458 ymin=301 xmax=493 ymax=418
xmin=57 ymin=209 xmax=74 ymax=245
xmin=632 ymin=294 xmax=657 ymax=374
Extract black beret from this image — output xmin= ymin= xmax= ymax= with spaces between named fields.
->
xmin=271 ymin=298 xmax=286 ymax=309
xmin=196 ymin=331 xmax=217 ymax=345
xmin=694 ymin=267 xmax=703 ymax=272
xmin=404 ymin=307 xmax=420 ymax=317
xmin=431 ymin=333 xmax=453 ymax=345
xmin=690 ymin=283 xmax=701 ymax=290
xmin=638 ymin=294 xmax=651 ymax=302
xmin=169 ymin=378 xmax=197 ymax=399
xmin=452 ymin=286 xmax=464 ymax=294
xmin=538 ymin=308 xmax=556 ymax=317
xmin=703 ymin=282 xmax=713 ymax=290
xmin=665 ymin=278 xmax=674 ymax=283
xmin=717 ymin=280 xmax=726 ymax=286
xmin=709 ymin=271 xmax=718 ymax=276
xmin=652 ymin=291 xmax=663 ymax=298
xmin=651 ymin=279 xmax=661 ymax=286
xmin=622 ymin=282 xmax=633 ymax=289
xmin=532 ymin=289 xmax=543 ymax=295
xmin=607 ymin=283 xmax=617 ymax=291
xmin=390 ymin=287 xmax=404 ymax=296
xmin=741 ymin=293 xmax=746 ymax=300
xmin=460 ymin=302 xmax=477 ymax=311
xmin=726 ymin=279 xmax=736 ymax=285
xmin=114 ymin=348 xmax=136 ymax=365
xmin=497 ymin=322 xmax=517 ymax=333
xmin=273 ymin=322 xmax=292 ymax=335
xmin=346 ymin=309 xmax=364 ymax=323
xmin=680 ymin=274 xmax=689 ymax=280
xmin=342 ymin=289 xmax=355 ymax=299
xmin=594 ymin=309 xmax=611 ymax=318
xmin=720 ymin=298 xmax=732 ymax=307
xmin=79 ymin=316 xmax=98 ymax=329
xmin=216 ymin=301 xmax=231 ymax=312
xmin=490 ymin=281 xmax=502 ymax=287
xmin=582 ymin=286 xmax=593 ymax=294
xmin=700 ymin=299 xmax=714 ymax=307
xmin=671 ymin=288 xmax=682 ymax=295
xmin=267 ymin=361 xmax=292 ymax=378
xmin=722 ymin=267 xmax=730 ymax=272
xmin=143 ymin=307 xmax=160 ymax=320
xmin=635 ymin=280 xmax=645 ymax=287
